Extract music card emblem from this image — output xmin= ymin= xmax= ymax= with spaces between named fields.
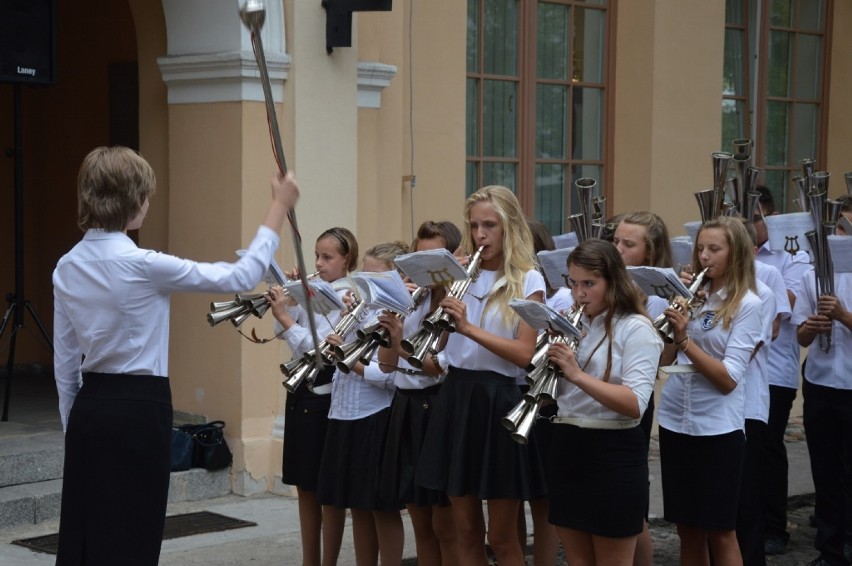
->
xmin=784 ymin=235 xmax=800 ymax=255
xmin=651 ymin=283 xmax=676 ymax=299
xmin=428 ymin=268 xmax=455 ymax=287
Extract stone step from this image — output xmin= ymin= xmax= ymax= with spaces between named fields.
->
xmin=0 ymin=428 xmax=65 ymax=488
xmin=0 ymin=468 xmax=232 ymax=529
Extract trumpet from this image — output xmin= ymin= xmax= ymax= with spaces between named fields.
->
xmin=333 ymin=286 xmax=430 ymax=373
xmin=502 ymin=304 xmax=585 ymax=444
xmin=207 ymin=271 xmax=320 ymax=327
xmin=280 ymin=294 xmax=366 ymax=392
xmin=694 ymin=152 xmax=733 ymax=223
xmin=568 ymin=178 xmax=606 ymax=242
xmin=805 ymin=183 xmax=842 ymax=353
xmin=402 ymin=247 xmax=485 ymax=368
xmin=652 ymin=267 xmax=710 ymax=343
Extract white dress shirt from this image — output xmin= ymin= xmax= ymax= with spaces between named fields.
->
xmin=438 ymin=269 xmax=546 ymax=379
xmin=657 ymin=288 xmax=762 ymax=435
xmin=555 ymin=313 xmax=663 ymax=421
xmin=742 ymin=278 xmax=777 ymax=423
xmin=757 ymin=243 xmax=811 ymax=389
xmin=791 ymin=269 xmax=852 ymax=390
xmin=53 ymin=226 xmax=279 ymax=430
xmin=327 ymin=306 xmax=397 ymax=420
xmin=393 ymin=294 xmax=447 ymax=390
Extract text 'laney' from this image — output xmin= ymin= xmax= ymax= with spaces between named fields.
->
xmin=17 ymin=66 xmax=37 ymax=76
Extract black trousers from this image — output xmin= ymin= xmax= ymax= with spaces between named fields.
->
xmin=763 ymin=384 xmax=796 ymax=544
xmin=737 ymin=419 xmax=767 ymax=566
xmin=56 ymin=373 xmax=173 ymax=566
xmin=803 ymin=378 xmax=852 ymax=566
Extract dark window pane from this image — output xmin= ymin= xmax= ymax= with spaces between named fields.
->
xmin=791 ymin=102 xmax=819 ymax=163
xmin=767 ymin=30 xmax=791 ymax=97
xmin=722 ymin=99 xmax=747 ymax=143
xmin=483 ymin=0 xmax=518 ymax=76
xmin=536 ymin=84 xmax=567 ymax=159
xmin=483 ymin=162 xmax=517 ymax=191
xmin=723 ymin=28 xmax=746 ymax=97
xmin=794 ymin=34 xmax=821 ymax=99
xmin=535 ymin=164 xmax=566 ymax=236
xmin=762 ymin=169 xmax=789 ymax=211
xmin=573 ymin=7 xmax=605 ymax=83
xmin=572 ymin=87 xmax=603 ymax=160
xmin=764 ymin=101 xmax=790 ymax=165
xmin=466 ymin=161 xmax=479 ymax=197
xmin=467 ymin=0 xmax=479 ymax=73
xmin=726 ymin=0 xmax=744 ymax=25
xmin=769 ymin=0 xmax=793 ymax=27
xmin=483 ymin=79 xmax=517 ymax=157
xmin=798 ymin=0 xmax=825 ymax=31
xmin=537 ymin=3 xmax=569 ymax=81
xmin=467 ymin=78 xmax=479 ymax=155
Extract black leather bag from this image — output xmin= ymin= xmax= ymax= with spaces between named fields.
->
xmin=171 ymin=421 xmax=233 ymax=471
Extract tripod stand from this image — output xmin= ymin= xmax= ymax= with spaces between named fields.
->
xmin=1 ymin=83 xmax=54 ymax=422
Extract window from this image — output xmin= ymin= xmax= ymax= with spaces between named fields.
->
xmin=466 ymin=0 xmax=611 ymax=236
xmin=723 ymin=0 xmax=831 ymax=212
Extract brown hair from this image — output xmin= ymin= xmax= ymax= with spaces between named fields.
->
xmin=618 ymin=211 xmax=673 ymax=268
xmin=412 ymin=220 xmax=462 ymax=253
xmin=318 ymin=227 xmax=359 ymax=272
xmin=568 ymin=239 xmax=648 ymax=382
xmin=364 ymin=241 xmax=410 ymax=268
xmin=77 ymin=146 xmax=156 ymax=232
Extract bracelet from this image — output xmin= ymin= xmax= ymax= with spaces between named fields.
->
xmin=674 ymin=335 xmax=688 ymax=346
xmin=680 ymin=337 xmax=690 ymax=354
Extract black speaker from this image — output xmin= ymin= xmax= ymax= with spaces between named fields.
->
xmin=0 ymin=0 xmax=57 ymax=85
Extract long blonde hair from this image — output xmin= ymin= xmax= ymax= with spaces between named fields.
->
xmin=461 ymin=186 xmax=538 ymax=326
xmin=692 ymin=216 xmax=756 ymax=329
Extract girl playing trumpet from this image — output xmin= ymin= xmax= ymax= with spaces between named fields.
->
xmin=416 ymin=185 xmax=546 ymax=566
xmin=546 ymin=239 xmax=663 ymax=566
xmin=658 ymin=216 xmax=762 ymax=566
xmin=268 ymin=226 xmax=358 ymax=566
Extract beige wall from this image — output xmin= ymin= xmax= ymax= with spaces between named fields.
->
xmin=355 ymin=0 xmax=468 ymax=250
xmin=612 ymin=0 xmax=726 ymax=236
xmin=826 ymin=0 xmax=852 ymax=196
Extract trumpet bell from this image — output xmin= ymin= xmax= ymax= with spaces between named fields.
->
xmin=407 ymin=329 xmax=441 ymax=369
xmin=510 ymin=402 xmax=541 ymax=445
xmin=208 ymin=303 xmax=251 ymax=326
xmin=502 ymin=399 xmax=530 ymax=433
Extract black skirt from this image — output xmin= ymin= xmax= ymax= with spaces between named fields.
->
xmin=415 ymin=367 xmax=545 ymax=501
xmin=282 ymin=375 xmax=332 ymax=491
xmin=379 ymin=384 xmax=449 ymax=507
xmin=659 ymin=427 xmax=745 ymax=530
xmin=316 ymin=408 xmax=401 ymax=511
xmin=56 ymin=373 xmax=172 ymax=566
xmin=547 ymin=423 xmax=648 ymax=537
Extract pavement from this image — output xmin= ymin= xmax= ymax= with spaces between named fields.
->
xmin=0 ymin=369 xmax=823 ymax=565
xmin=0 ymin=435 xmax=818 ymax=565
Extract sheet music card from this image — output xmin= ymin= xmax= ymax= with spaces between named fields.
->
xmin=670 ymin=237 xmax=694 ymax=272
xmin=393 ymin=249 xmax=468 ymax=288
xmin=828 ymin=234 xmax=852 ymax=273
xmin=553 ymin=232 xmax=580 ymax=250
xmin=283 ymin=279 xmax=346 ymax=317
xmin=627 ymin=266 xmax=692 ymax=301
xmin=350 ymin=271 xmax=415 ymax=315
xmin=765 ymin=212 xmax=814 ymax=254
xmin=537 ymin=248 xmax=573 ymax=289
xmin=509 ymin=299 xmax=583 ymax=339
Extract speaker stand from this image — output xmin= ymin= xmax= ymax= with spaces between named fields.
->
xmin=1 ymin=84 xmax=55 ymax=422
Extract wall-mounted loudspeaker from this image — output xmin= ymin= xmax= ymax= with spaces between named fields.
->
xmin=0 ymin=0 xmax=57 ymax=85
